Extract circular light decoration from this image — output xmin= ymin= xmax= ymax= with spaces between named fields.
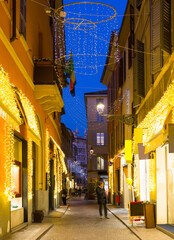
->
xmin=48 ymin=2 xmax=118 ymax=75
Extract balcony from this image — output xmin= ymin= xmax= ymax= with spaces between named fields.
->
xmin=34 ymin=61 xmax=64 ymax=114
xmin=137 ymin=55 xmax=173 ymax=125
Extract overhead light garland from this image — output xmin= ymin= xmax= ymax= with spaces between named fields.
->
xmin=48 ymin=2 xmax=118 ymax=75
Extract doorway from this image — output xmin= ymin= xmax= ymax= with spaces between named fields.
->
xmin=49 ymin=159 xmax=54 ymax=211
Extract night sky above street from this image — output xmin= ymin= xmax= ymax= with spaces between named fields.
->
xmin=61 ymin=0 xmax=128 ymax=136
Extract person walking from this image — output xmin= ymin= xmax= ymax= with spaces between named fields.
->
xmin=96 ymin=181 xmax=109 ymax=219
xmin=61 ymin=188 xmax=67 ymax=205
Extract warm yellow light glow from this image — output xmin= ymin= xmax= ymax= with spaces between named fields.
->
xmin=50 ymin=136 xmax=67 ymax=174
xmin=28 ymin=139 xmax=33 ymax=200
xmin=0 ymin=66 xmax=21 ymax=129
xmin=108 ymin=165 xmax=113 ymax=194
xmin=4 ymin=124 xmax=15 ymax=201
xmin=149 ymin=157 xmax=156 ymax=192
xmin=120 ymin=157 xmax=125 ymax=194
xmin=45 ymin=129 xmax=49 ymax=173
xmin=19 ymin=92 xmax=40 ymax=138
xmin=96 ymin=101 xmax=105 ymax=115
xmin=133 ymin=154 xmax=140 ymax=197
xmin=125 ymin=140 xmax=132 ymax=163
xmin=138 ymin=79 xmax=174 ymax=144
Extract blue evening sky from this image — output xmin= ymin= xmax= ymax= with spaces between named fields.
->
xmin=61 ymin=0 xmax=128 ymax=136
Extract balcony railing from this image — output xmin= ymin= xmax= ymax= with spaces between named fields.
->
xmin=137 ymin=63 xmax=172 ymax=124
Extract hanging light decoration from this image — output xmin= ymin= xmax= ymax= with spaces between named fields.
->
xmin=47 ymin=2 xmax=118 ymax=75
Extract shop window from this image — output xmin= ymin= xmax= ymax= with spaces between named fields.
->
xmin=11 ymin=161 xmax=21 ymax=198
xmin=97 ymin=157 xmax=104 ymax=170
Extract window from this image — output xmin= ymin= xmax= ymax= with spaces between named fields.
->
xmin=119 ymin=57 xmax=123 ymax=88
xmin=124 ymin=51 xmax=126 ymax=82
xmin=96 ymin=133 xmax=104 ymax=145
xmin=97 ymin=157 xmax=104 ymax=170
xmin=96 ymin=99 xmax=104 ymax=122
xmin=20 ymin=0 xmax=26 ymax=38
xmin=11 ymin=161 xmax=21 ymax=197
xmin=128 ymin=5 xmax=134 ymax=69
xmin=151 ymin=0 xmax=171 ymax=76
xmin=136 ymin=40 xmax=145 ymax=97
xmin=136 ymin=0 xmax=143 ymax=10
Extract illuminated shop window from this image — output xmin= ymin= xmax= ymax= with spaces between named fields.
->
xmin=11 ymin=161 xmax=21 ymax=198
xmin=97 ymin=157 xmax=104 ymax=170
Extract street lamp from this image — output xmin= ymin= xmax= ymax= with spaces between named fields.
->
xmin=96 ymin=99 xmax=105 ymax=115
xmin=96 ymin=101 xmax=136 ymax=126
xmin=89 ymin=147 xmax=94 ymax=155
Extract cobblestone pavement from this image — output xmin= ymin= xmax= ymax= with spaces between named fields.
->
xmin=41 ymin=198 xmax=139 ymax=240
xmin=4 ymin=197 xmax=173 ymax=240
xmin=107 ymin=205 xmax=172 ymax=240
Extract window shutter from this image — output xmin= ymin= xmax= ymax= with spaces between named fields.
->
xmin=152 ymin=0 xmax=161 ymax=74
xmin=136 ymin=40 xmax=145 ymax=97
xmin=129 ymin=5 xmax=134 ymax=69
xmin=128 ymin=36 xmax=132 ymax=69
xmin=152 ymin=0 xmax=171 ymax=75
xmin=161 ymin=0 xmax=171 ymax=54
xmin=136 ymin=0 xmax=143 ymax=10
xmin=93 ymin=132 xmax=96 ymax=145
xmin=118 ymin=122 xmax=122 ymax=149
xmin=124 ymin=51 xmax=126 ymax=82
xmin=104 ymin=132 xmax=108 ymax=146
xmin=119 ymin=58 xmax=123 ymax=88
xmin=20 ymin=0 xmax=26 ymax=39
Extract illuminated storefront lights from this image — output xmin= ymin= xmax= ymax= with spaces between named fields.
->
xmin=28 ymin=139 xmax=33 ymax=200
xmin=138 ymin=78 xmax=174 ymax=145
xmin=4 ymin=124 xmax=15 ymax=201
xmin=0 ymin=66 xmax=21 ymax=129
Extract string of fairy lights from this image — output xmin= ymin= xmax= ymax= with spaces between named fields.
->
xmin=31 ymin=0 xmax=168 ymax=74
xmin=62 ymin=86 xmax=132 ymax=135
xmin=0 ymin=65 xmax=67 ymax=200
xmin=38 ymin=1 xmax=119 ymax=75
xmin=0 ymin=66 xmax=21 ymax=129
xmin=4 ymin=125 xmax=15 ymax=201
xmin=28 ymin=139 xmax=33 ymax=200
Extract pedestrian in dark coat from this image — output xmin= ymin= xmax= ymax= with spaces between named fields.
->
xmin=96 ymin=181 xmax=109 ymax=219
xmin=61 ymin=188 xmax=67 ymax=205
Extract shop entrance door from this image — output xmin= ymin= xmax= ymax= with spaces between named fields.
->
xmin=166 ymin=145 xmax=174 ymax=224
xmin=49 ymin=159 xmax=54 ymax=211
xmin=32 ymin=142 xmax=36 ymax=219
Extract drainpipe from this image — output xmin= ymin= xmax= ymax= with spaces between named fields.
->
xmin=150 ymin=0 xmax=152 ymax=84
xmin=10 ymin=0 xmax=16 ymax=42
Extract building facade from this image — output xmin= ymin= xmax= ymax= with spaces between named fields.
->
xmin=0 ymin=0 xmax=67 ymax=238
xmin=72 ymin=129 xmax=88 ymax=189
xmin=84 ymin=90 xmax=108 ymax=199
xmin=101 ymin=0 xmax=174 ymax=226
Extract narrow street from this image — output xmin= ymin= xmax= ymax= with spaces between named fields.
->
xmin=41 ymin=197 xmax=138 ymax=240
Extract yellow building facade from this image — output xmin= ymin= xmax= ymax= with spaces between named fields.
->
xmin=0 ymin=0 xmax=67 ymax=237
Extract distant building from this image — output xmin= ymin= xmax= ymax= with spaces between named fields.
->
xmin=84 ymin=90 xmax=108 ymax=199
xmin=72 ymin=129 xmax=88 ymax=188
xmin=61 ymin=123 xmax=74 ymax=190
